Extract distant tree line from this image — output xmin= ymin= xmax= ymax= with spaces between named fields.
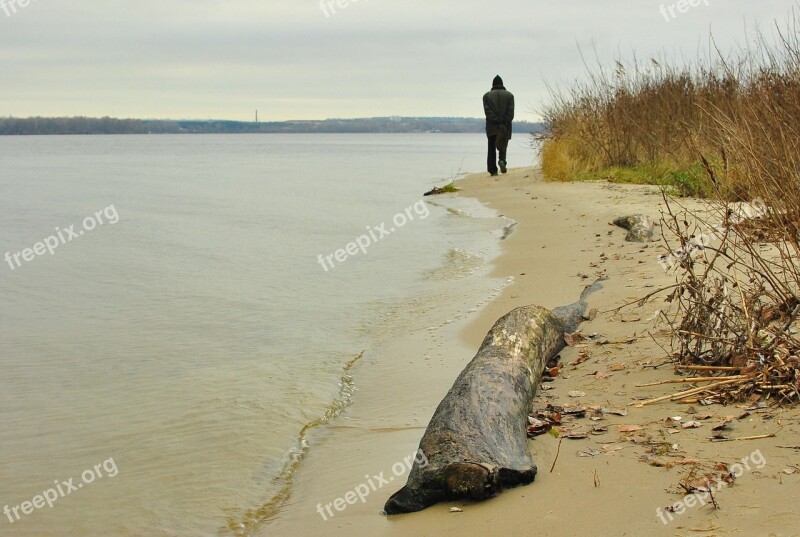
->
xmin=0 ymin=116 xmax=544 ymax=135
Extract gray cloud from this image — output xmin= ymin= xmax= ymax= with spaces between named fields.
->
xmin=0 ymin=0 xmax=795 ymax=120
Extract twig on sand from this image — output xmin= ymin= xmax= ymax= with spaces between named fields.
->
xmin=550 ymin=438 xmax=563 ymax=473
xmin=675 ymin=365 xmax=743 ymax=372
xmin=636 ymin=375 xmax=749 ymax=387
xmin=603 ymin=284 xmax=679 ymax=315
xmin=707 ymin=486 xmax=720 ymax=510
xmin=710 ymin=428 xmax=782 ymax=442
xmin=632 ymin=377 xmax=747 ymax=407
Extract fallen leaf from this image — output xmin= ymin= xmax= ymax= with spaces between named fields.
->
xmin=570 ymin=350 xmax=591 ymax=366
xmin=560 ymin=404 xmax=587 ymax=417
xmin=569 ymin=390 xmax=586 ymax=398
xmin=527 ymin=422 xmax=552 ymax=437
xmin=609 ymin=363 xmax=627 ymax=371
xmin=601 ymin=407 xmax=628 ymax=417
xmin=564 ymin=332 xmax=585 ymax=346
xmin=663 ymin=416 xmax=682 ymax=427
xmin=617 ymin=424 xmax=644 ymax=433
xmin=578 ymin=449 xmax=601 ymax=457
xmin=682 ymin=421 xmax=702 ymax=429
xmin=449 ymin=507 xmax=463 ymax=513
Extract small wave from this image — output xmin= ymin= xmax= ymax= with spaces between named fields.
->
xmin=220 ymin=352 xmax=364 ymax=537
xmin=423 ymin=247 xmax=486 ymax=281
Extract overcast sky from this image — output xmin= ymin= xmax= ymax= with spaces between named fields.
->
xmin=0 ymin=0 xmax=796 ymax=121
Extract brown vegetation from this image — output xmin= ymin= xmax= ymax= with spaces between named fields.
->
xmin=541 ymin=11 xmax=800 ymax=403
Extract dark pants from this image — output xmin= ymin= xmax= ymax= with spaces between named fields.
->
xmin=487 ymin=135 xmax=507 ymax=174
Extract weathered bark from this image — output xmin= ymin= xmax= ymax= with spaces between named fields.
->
xmin=383 ymin=282 xmax=601 ymax=515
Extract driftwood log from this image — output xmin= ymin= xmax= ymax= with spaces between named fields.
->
xmin=384 ymin=281 xmax=603 ymax=514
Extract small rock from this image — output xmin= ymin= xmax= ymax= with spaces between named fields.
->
xmin=613 ymin=215 xmax=654 ymax=243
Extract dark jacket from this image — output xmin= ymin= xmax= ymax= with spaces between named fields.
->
xmin=483 ymin=85 xmax=515 ymax=138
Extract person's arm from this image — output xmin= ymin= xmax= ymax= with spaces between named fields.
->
xmin=483 ymin=94 xmax=503 ymax=124
xmin=505 ymin=94 xmax=515 ymax=124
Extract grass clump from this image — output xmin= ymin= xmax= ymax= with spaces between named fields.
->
xmin=537 ymin=9 xmax=800 ymax=202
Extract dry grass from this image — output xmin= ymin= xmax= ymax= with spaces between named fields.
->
xmin=543 ymin=10 xmax=800 ymax=404
xmin=537 ymin=11 xmax=800 ymax=200
xmin=653 ymin=195 xmax=800 ymax=404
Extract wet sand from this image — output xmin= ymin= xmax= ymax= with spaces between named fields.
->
xmin=262 ymin=168 xmax=800 ymax=537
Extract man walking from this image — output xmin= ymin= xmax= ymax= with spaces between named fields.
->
xmin=483 ymin=75 xmax=515 ymax=176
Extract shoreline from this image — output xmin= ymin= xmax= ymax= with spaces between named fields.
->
xmin=262 ymin=167 xmax=800 ymax=537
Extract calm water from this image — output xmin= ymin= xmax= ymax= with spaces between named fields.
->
xmin=0 ymin=134 xmax=522 ymax=536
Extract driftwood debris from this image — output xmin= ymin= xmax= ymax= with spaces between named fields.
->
xmin=383 ymin=281 xmax=603 ymax=515
xmin=423 ymin=185 xmax=458 ymax=196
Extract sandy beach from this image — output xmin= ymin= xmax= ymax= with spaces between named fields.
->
xmin=263 ymin=167 xmax=800 ymax=537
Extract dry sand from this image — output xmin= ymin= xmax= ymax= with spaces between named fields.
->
xmin=261 ymin=168 xmax=800 ymax=537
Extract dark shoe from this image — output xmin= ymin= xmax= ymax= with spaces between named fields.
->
xmin=490 ymin=172 xmax=499 ymax=176
xmin=499 ymin=160 xmax=507 ymax=174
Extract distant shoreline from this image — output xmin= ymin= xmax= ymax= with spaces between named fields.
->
xmin=0 ymin=116 xmax=544 ymax=136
